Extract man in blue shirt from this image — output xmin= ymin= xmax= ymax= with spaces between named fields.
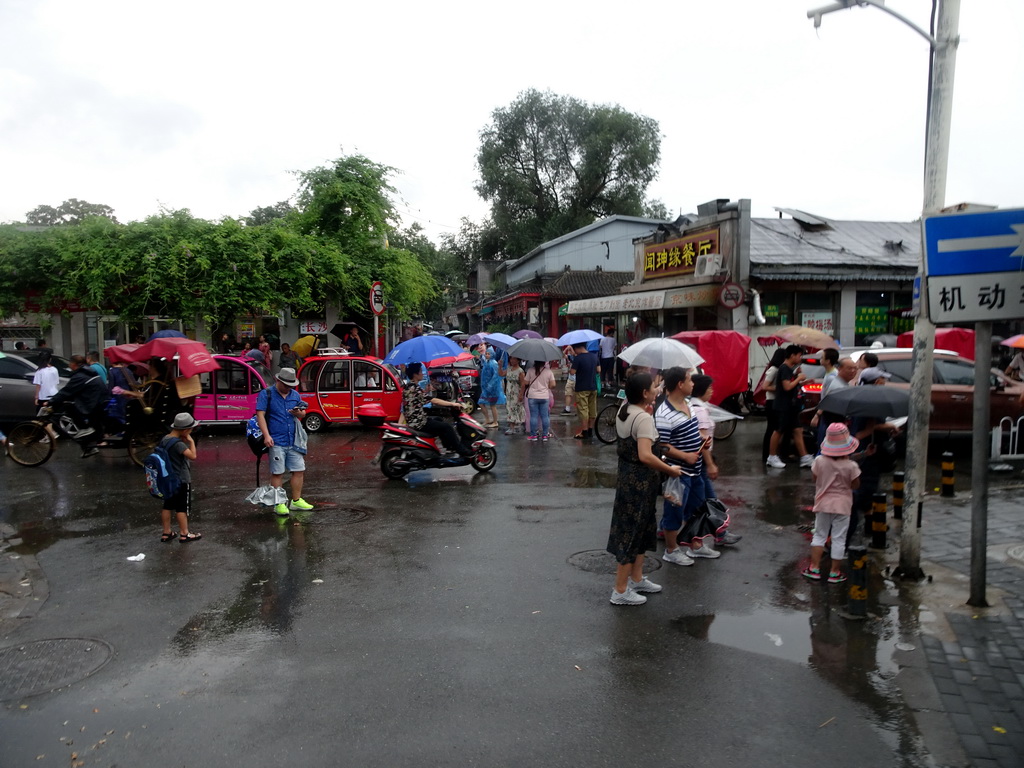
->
xmin=255 ymin=367 xmax=314 ymax=516
xmin=570 ymin=342 xmax=600 ymax=440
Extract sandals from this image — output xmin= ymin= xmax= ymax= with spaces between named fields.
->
xmin=801 ymin=566 xmax=821 ymax=581
xmin=160 ymin=531 xmax=177 ymax=543
xmin=179 ymin=532 xmax=203 ymax=543
xmin=828 ymin=571 xmax=846 ymax=584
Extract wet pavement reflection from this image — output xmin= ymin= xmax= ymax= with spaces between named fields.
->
xmin=0 ymin=414 xmax=991 ymax=766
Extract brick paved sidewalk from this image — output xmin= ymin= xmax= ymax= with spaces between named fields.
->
xmin=918 ymin=485 xmax=1024 ymax=768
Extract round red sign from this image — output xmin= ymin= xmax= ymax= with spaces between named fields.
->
xmin=718 ymin=282 xmax=746 ymax=310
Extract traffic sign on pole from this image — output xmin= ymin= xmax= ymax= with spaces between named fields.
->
xmin=370 ymin=281 xmax=385 ymax=316
xmin=923 ymin=208 xmax=1024 ymax=323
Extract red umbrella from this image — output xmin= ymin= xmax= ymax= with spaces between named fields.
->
xmin=103 ymin=343 xmax=143 ymax=364
xmin=427 ymin=352 xmax=475 ymax=367
xmin=133 ymin=337 xmax=221 ymax=376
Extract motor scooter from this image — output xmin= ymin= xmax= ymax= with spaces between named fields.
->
xmin=375 ymin=411 xmax=497 ymax=478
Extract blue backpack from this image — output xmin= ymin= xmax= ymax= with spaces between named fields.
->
xmin=144 ymin=437 xmax=182 ymax=499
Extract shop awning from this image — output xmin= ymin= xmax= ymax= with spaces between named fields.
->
xmin=567 ymin=289 xmax=665 ymax=315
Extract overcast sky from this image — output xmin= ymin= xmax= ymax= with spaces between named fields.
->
xmin=1 ymin=0 xmax=1020 ymax=245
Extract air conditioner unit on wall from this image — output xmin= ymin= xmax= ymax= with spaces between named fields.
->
xmin=694 ymin=253 xmax=723 ymax=278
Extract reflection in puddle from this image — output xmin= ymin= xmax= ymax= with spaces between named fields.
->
xmin=568 ymin=468 xmax=617 ymax=489
xmin=674 ymin=608 xmax=812 ymax=665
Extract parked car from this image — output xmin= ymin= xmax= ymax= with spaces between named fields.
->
xmin=296 ymin=350 xmax=403 ymax=432
xmin=802 ymin=347 xmax=1024 ymax=436
xmin=0 ymin=351 xmax=71 ymax=425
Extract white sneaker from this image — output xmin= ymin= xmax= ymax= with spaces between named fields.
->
xmin=628 ymin=576 xmax=663 ymax=593
xmin=766 ymin=455 xmax=786 ymax=468
xmin=610 ymin=588 xmax=646 ymax=605
xmin=663 ymin=548 xmax=695 ymax=566
xmin=800 ymin=454 xmax=815 ymax=468
xmin=690 ymin=543 xmax=721 ymax=559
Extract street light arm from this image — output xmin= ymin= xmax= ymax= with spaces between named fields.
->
xmin=808 ymin=0 xmax=937 ymax=48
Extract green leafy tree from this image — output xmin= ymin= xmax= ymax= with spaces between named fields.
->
xmin=25 ymin=198 xmax=119 ymax=226
xmin=439 ymin=217 xmax=506 ymax=269
xmin=643 ymin=199 xmax=671 ymax=220
xmin=390 ymin=222 xmax=464 ymax=321
xmin=476 ymin=89 xmax=661 ymax=257
xmin=294 ymin=153 xmax=438 ymax=319
xmin=243 ymin=201 xmax=295 ymax=226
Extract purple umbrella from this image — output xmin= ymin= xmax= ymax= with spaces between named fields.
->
xmin=467 ymin=332 xmax=489 ymax=346
xmin=513 ymin=329 xmax=542 ymax=340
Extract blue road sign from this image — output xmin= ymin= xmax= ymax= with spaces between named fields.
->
xmin=923 ymin=208 xmax=1024 ymax=277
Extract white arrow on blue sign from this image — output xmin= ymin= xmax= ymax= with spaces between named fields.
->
xmin=923 ymin=208 xmax=1024 ymax=277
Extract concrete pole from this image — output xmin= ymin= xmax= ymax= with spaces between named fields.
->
xmin=968 ymin=322 xmax=991 ymax=607
xmin=898 ymin=0 xmax=960 ymax=580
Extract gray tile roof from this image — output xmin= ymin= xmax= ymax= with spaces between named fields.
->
xmin=542 ymin=270 xmax=633 ymax=299
xmin=749 ymin=218 xmax=921 ymax=272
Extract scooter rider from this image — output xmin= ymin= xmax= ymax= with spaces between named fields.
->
xmin=403 ymin=362 xmax=474 ymax=457
xmin=47 ymin=354 xmax=107 ymax=457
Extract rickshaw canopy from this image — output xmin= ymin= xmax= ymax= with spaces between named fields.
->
xmin=670 ymin=330 xmax=752 ymax=406
xmin=104 ymin=338 xmax=220 ymax=377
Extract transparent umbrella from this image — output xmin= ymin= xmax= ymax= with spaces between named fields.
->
xmin=617 ymin=338 xmax=704 ymax=370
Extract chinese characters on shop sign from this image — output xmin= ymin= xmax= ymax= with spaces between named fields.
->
xmin=643 ymin=229 xmax=720 ymax=279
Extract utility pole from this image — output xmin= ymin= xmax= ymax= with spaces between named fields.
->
xmin=808 ymin=0 xmax=961 ymax=580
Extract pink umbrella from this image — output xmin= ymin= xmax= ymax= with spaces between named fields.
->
xmin=513 ymin=329 xmax=542 ymax=339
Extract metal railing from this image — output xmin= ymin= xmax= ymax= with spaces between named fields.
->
xmin=990 ymin=416 xmax=1024 ymax=460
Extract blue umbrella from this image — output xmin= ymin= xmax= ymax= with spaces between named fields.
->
xmin=148 ymin=329 xmax=187 ymax=341
xmin=485 ymin=332 xmax=518 ymax=350
xmin=383 ymin=335 xmax=464 ymax=366
xmin=555 ymin=329 xmax=602 ymax=346
xmin=513 ymin=329 xmax=542 ymax=339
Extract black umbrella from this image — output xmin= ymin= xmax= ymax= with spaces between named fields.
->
xmin=818 ymin=386 xmax=910 ymax=419
xmin=506 ymin=338 xmax=561 ymax=363
xmin=331 ymin=321 xmax=370 ymax=340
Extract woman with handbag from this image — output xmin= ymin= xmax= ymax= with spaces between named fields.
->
xmin=606 ymin=372 xmax=683 ymax=606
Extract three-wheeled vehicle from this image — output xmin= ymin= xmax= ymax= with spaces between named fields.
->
xmin=296 ymin=349 xmax=404 ymax=432
xmin=5 ymin=337 xmax=220 ymax=467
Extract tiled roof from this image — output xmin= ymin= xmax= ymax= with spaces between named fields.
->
xmin=749 ymin=218 xmax=920 ymax=269
xmin=541 ymin=270 xmax=634 ymax=299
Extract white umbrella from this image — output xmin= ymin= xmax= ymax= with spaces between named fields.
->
xmin=618 ymin=337 xmax=705 ymax=370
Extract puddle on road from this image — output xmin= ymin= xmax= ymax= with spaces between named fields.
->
xmin=674 ymin=607 xmax=813 ymax=664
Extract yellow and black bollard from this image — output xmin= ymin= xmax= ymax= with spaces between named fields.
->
xmin=844 ymin=544 xmax=868 ymax=620
xmin=941 ymin=451 xmax=955 ymax=497
xmin=869 ymin=492 xmax=888 ymax=550
xmin=892 ymin=472 xmax=905 ymax=520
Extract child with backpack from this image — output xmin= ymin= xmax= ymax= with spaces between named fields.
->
xmin=153 ymin=413 xmax=201 ymax=543
xmin=802 ymin=422 xmax=861 ymax=583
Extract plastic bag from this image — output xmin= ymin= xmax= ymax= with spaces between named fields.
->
xmin=662 ymin=474 xmax=684 ymax=506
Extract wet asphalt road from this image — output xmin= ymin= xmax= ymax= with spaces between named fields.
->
xmin=0 ymin=413 xmax=985 ymax=767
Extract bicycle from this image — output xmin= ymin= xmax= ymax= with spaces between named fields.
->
xmin=594 ymin=389 xmax=626 ymax=444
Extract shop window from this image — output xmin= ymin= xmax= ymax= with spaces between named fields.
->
xmin=855 ymin=291 xmax=891 ymax=345
xmin=760 ymin=292 xmax=794 ymax=326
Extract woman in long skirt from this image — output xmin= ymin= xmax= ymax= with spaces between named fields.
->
xmin=606 ymin=372 xmax=684 ymax=605
xmin=503 ymin=357 xmax=526 ymax=434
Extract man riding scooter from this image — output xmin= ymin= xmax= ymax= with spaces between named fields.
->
xmin=47 ymin=354 xmax=108 ymax=457
xmin=402 ymin=362 xmax=474 ymax=457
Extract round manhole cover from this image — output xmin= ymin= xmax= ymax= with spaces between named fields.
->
xmin=1007 ymin=544 xmax=1024 ymax=564
xmin=0 ymin=638 xmax=113 ymax=701
xmin=568 ymin=550 xmax=663 ymax=575
xmin=313 ymin=506 xmax=371 ymax=525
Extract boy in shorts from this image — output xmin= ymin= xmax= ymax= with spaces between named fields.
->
xmin=159 ymin=413 xmax=201 ymax=543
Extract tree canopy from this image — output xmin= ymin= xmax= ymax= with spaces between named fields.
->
xmin=26 ymin=198 xmax=119 ymax=226
xmin=476 ymin=89 xmax=662 ymax=258
xmin=0 ymin=153 xmax=439 ymax=329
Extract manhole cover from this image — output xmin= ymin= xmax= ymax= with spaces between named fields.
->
xmin=314 ymin=506 xmax=371 ymax=525
xmin=1007 ymin=544 xmax=1024 ymax=564
xmin=0 ymin=638 xmax=113 ymax=701
xmin=568 ymin=550 xmax=662 ymax=575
